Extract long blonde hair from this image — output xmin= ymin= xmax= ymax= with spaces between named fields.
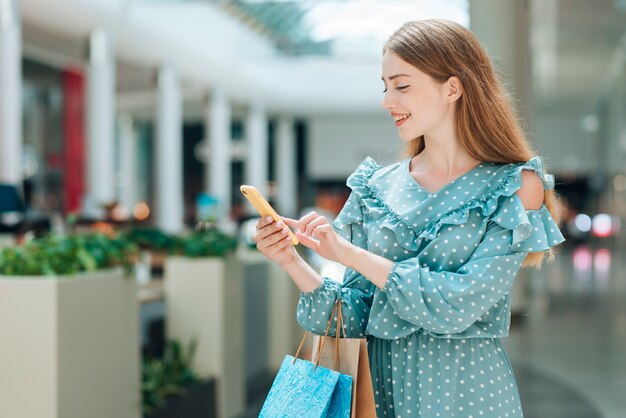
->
xmin=384 ymin=19 xmax=561 ymax=268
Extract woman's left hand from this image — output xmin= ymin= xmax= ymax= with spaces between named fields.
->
xmin=282 ymin=212 xmax=354 ymax=265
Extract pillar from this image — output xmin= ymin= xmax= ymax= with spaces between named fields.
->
xmin=118 ymin=114 xmax=138 ymax=217
xmin=206 ymin=89 xmax=232 ymax=222
xmin=470 ymin=0 xmax=532 ymax=127
xmin=0 ymin=0 xmax=22 ymax=185
xmin=244 ymin=102 xmax=269 ymax=213
xmin=85 ymin=29 xmax=116 ymax=217
xmin=275 ymin=117 xmax=297 ymax=218
xmin=155 ymin=66 xmax=184 ymax=233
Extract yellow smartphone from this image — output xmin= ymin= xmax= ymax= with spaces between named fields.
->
xmin=240 ymin=185 xmax=299 ymax=245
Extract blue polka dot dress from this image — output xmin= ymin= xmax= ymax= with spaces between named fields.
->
xmin=297 ymin=156 xmax=566 ymax=418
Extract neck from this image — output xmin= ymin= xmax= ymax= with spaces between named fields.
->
xmin=419 ymin=141 xmax=478 ymax=174
xmin=417 ymin=112 xmax=479 ymax=176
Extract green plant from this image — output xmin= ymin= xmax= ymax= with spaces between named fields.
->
xmin=121 ymin=228 xmax=178 ymax=253
xmin=174 ymin=229 xmax=238 ymax=258
xmin=0 ymin=233 xmax=138 ymax=276
xmin=141 ymin=339 xmax=200 ymax=414
xmin=122 ymin=227 xmax=238 ymax=258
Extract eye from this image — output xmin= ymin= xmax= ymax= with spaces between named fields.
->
xmin=397 ymin=85 xmax=409 ymax=91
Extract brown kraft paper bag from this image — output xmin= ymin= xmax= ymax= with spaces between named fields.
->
xmin=312 ymin=301 xmax=376 ymax=418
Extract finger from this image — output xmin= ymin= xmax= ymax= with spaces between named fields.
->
xmin=254 ymin=218 xmax=285 ymax=242
xmin=291 ymin=211 xmax=321 ymax=233
xmin=300 ymin=211 xmax=320 ymax=224
xmin=281 ymin=217 xmax=299 ymax=229
xmin=267 ymin=234 xmax=294 ymax=256
xmin=305 ymin=216 xmax=328 ymax=237
xmin=256 ymin=216 xmax=275 ymax=230
xmin=257 ymin=224 xmax=291 ymax=249
xmin=311 ymin=223 xmax=332 ymax=239
xmin=281 ymin=218 xmax=301 ymax=236
xmin=265 ymin=235 xmax=294 ymax=260
xmin=252 ymin=224 xmax=279 ymax=244
xmin=294 ymin=230 xmax=320 ymax=251
xmin=257 ymin=226 xmax=289 ymax=249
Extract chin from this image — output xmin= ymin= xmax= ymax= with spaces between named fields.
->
xmin=398 ymin=130 xmax=421 ymax=143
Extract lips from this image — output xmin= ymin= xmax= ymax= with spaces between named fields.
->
xmin=393 ymin=113 xmax=411 ymax=127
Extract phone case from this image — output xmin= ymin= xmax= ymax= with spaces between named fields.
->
xmin=240 ymin=185 xmax=299 ymax=245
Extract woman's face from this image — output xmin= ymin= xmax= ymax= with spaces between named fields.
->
xmin=380 ymin=50 xmax=453 ymax=142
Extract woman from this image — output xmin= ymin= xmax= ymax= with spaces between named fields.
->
xmin=253 ymin=19 xmax=565 ymax=417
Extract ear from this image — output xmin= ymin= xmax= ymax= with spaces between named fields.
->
xmin=446 ymin=76 xmax=463 ymax=103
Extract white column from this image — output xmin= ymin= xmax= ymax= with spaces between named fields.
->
xmin=0 ymin=0 xmax=22 ymax=185
xmin=85 ymin=29 xmax=116 ymax=217
xmin=470 ymin=0 xmax=532 ymax=126
xmin=245 ymin=102 xmax=268 ymax=214
xmin=471 ymin=0 xmax=532 ymax=313
xmin=155 ymin=66 xmax=184 ymax=233
xmin=206 ymin=89 xmax=232 ymax=221
xmin=275 ymin=117 xmax=297 ymax=218
xmin=118 ymin=114 xmax=137 ymax=217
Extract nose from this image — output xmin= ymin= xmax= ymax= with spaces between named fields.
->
xmin=380 ymin=92 xmax=395 ymax=110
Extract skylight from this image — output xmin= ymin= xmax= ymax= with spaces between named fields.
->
xmin=226 ymin=0 xmax=469 ymax=58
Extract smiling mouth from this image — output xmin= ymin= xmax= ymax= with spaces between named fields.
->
xmin=394 ymin=113 xmax=411 ymax=126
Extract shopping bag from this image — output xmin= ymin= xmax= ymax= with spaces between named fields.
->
xmin=260 ymin=302 xmax=353 ymax=417
xmin=312 ymin=301 xmax=377 ymax=418
xmin=259 ymin=355 xmax=352 ymax=417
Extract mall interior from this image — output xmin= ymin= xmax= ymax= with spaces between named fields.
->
xmin=0 ymin=0 xmax=625 ymax=417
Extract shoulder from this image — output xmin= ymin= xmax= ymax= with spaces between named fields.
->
xmin=515 ymin=166 xmax=545 ymax=211
xmin=485 ymin=157 xmax=552 ymax=211
xmin=347 ymin=156 xmax=403 ymax=184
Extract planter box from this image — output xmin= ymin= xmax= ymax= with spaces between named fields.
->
xmin=164 ymin=255 xmax=244 ymax=418
xmin=0 ymin=269 xmax=141 ymax=418
xmin=266 ymin=261 xmax=300 ymax=371
xmin=144 ymin=379 xmax=217 ymax=418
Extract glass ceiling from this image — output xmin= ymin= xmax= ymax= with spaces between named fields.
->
xmin=216 ymin=0 xmax=469 ymax=59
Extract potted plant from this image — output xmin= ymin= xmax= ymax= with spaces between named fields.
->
xmin=122 ymin=227 xmax=179 ymax=276
xmin=163 ymin=228 xmax=244 ymax=418
xmin=0 ymin=233 xmax=141 ymax=418
xmin=142 ymin=339 xmax=216 ymax=418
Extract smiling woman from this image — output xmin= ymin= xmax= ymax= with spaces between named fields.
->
xmin=253 ymin=19 xmax=566 ymax=418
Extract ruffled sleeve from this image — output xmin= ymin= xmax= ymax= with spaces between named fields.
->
xmin=297 ymin=158 xmax=380 ymax=337
xmin=366 ymin=155 xmax=565 ymax=253
xmin=372 ymin=156 xmax=566 ymax=338
xmin=332 ymin=157 xmax=564 ymax=255
xmin=379 ymin=220 xmax=528 ymax=336
xmin=489 ymin=156 xmax=565 ymax=253
xmin=332 ymin=157 xmax=381 ymax=240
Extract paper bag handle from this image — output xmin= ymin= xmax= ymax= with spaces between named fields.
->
xmin=293 ymin=299 xmax=345 ymax=370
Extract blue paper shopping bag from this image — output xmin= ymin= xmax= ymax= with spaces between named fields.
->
xmin=260 ymin=301 xmax=353 ymax=418
xmin=259 ymin=355 xmax=352 ymax=417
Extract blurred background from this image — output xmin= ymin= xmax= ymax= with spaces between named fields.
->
xmin=0 ymin=0 xmax=625 ymax=417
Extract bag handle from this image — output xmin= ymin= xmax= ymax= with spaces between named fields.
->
xmin=293 ymin=299 xmax=345 ymax=371
xmin=332 ymin=301 xmax=345 ymax=369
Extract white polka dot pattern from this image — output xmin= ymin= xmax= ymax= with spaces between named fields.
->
xmin=297 ymin=156 xmax=565 ymax=417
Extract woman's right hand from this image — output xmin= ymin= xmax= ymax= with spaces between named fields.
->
xmin=252 ymin=216 xmax=299 ymax=266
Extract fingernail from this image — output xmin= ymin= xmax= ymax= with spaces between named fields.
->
xmin=276 ymin=221 xmax=283 ymax=228
xmin=266 ymin=216 xmax=273 ymax=222
xmin=282 ymin=228 xmax=288 ymax=234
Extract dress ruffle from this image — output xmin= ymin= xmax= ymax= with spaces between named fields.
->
xmin=332 ymin=157 xmax=379 ymax=240
xmin=332 ymin=156 xmax=565 ymax=253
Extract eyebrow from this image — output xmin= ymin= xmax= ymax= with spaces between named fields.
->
xmin=381 ymin=73 xmax=411 ymax=81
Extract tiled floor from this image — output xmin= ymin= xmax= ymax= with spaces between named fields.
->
xmin=504 ymin=242 xmax=626 ymax=418
xmin=513 ymin=363 xmax=602 ymax=418
xmin=242 ymin=242 xmax=626 ymax=418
